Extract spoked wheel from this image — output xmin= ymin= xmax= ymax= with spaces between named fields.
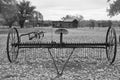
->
xmin=7 ymin=28 xmax=20 ymax=63
xmin=106 ymin=27 xmax=117 ymax=65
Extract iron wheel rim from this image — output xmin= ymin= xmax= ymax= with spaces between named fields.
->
xmin=6 ymin=28 xmax=19 ymax=63
xmin=106 ymin=27 xmax=117 ymax=65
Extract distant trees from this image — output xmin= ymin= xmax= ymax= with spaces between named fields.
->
xmin=89 ymin=20 xmax=95 ymax=29
xmin=0 ymin=0 xmax=43 ymax=28
xmin=79 ymin=20 xmax=119 ymax=28
xmin=60 ymin=14 xmax=119 ymax=28
xmin=107 ymin=0 xmax=120 ymax=17
xmin=29 ymin=11 xmax=43 ymax=27
xmin=61 ymin=15 xmax=84 ymax=21
xmin=16 ymin=0 xmax=36 ymax=28
xmin=0 ymin=0 xmax=17 ymax=28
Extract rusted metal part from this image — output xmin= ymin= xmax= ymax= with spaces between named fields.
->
xmin=12 ymin=42 xmax=108 ymax=48
xmin=20 ymin=31 xmax=45 ymax=40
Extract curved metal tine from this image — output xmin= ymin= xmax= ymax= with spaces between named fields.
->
xmin=56 ymin=48 xmax=59 ymax=60
xmin=38 ymin=32 xmax=43 ymax=42
xmin=59 ymin=48 xmax=63 ymax=60
xmin=60 ymin=48 xmax=75 ymax=75
xmin=48 ymin=48 xmax=60 ymax=75
xmin=104 ymin=49 xmax=106 ymax=60
xmin=41 ymin=33 xmax=44 ymax=40
xmin=42 ymin=32 xmax=45 ymax=39
xmin=99 ymin=49 xmax=102 ymax=60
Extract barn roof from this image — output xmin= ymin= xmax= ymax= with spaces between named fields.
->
xmin=63 ymin=18 xmax=78 ymax=22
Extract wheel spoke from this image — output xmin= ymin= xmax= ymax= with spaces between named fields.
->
xmin=7 ymin=28 xmax=19 ymax=63
xmin=106 ymin=27 xmax=117 ymax=64
xmin=11 ymin=46 xmax=15 ymax=61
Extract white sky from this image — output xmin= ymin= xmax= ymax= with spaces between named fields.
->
xmin=27 ymin=0 xmax=120 ymax=20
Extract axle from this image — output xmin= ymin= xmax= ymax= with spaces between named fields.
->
xmin=12 ymin=42 xmax=109 ymax=49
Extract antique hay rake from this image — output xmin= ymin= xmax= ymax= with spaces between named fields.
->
xmin=19 ymin=30 xmax=45 ymax=41
xmin=6 ymin=27 xmax=117 ymax=78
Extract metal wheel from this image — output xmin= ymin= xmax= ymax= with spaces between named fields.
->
xmin=7 ymin=28 xmax=20 ymax=63
xmin=106 ymin=27 xmax=117 ymax=65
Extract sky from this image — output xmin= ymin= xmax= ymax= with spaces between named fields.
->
xmin=26 ymin=0 xmax=120 ymax=20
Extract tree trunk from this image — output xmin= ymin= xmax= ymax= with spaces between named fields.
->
xmin=19 ymin=20 xmax=25 ymax=28
xmin=9 ymin=25 xmax=12 ymax=28
xmin=8 ymin=23 xmax=13 ymax=28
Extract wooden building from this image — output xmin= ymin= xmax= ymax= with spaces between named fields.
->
xmin=52 ymin=21 xmax=63 ymax=28
xmin=52 ymin=19 xmax=78 ymax=28
xmin=63 ymin=19 xmax=78 ymax=28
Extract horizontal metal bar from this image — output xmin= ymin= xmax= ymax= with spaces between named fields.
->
xmin=19 ymin=46 xmax=106 ymax=49
xmin=13 ymin=42 xmax=107 ymax=49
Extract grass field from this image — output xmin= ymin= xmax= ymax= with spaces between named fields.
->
xmin=0 ymin=27 xmax=120 ymax=80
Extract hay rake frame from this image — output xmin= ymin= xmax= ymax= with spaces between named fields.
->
xmin=20 ymin=30 xmax=45 ymax=41
xmin=6 ymin=27 xmax=117 ymax=78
